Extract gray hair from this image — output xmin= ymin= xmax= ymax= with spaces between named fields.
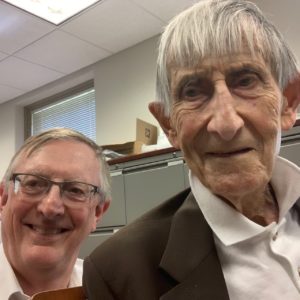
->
xmin=3 ymin=128 xmax=111 ymax=202
xmin=156 ymin=0 xmax=299 ymax=115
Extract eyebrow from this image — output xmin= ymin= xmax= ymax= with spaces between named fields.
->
xmin=171 ymin=61 xmax=268 ymax=94
xmin=173 ymin=69 xmax=209 ymax=83
xmin=174 ymin=61 xmax=266 ymax=79
xmin=21 ymin=170 xmax=84 ymax=183
xmin=225 ymin=63 xmax=266 ymax=77
xmin=171 ymin=69 xmax=210 ymax=93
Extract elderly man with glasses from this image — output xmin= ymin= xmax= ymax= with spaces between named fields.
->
xmin=0 ymin=128 xmax=110 ymax=299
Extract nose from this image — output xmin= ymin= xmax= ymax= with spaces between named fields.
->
xmin=207 ymin=82 xmax=244 ymax=141
xmin=37 ymin=185 xmax=65 ymax=218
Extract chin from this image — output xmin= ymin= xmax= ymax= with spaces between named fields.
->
xmin=206 ymin=170 xmax=270 ymax=199
xmin=26 ymin=247 xmax=63 ymax=268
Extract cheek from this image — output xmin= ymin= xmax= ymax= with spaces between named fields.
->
xmin=171 ymin=103 xmax=206 ymax=142
xmin=3 ymin=198 xmax=32 ymax=219
xmin=70 ymin=208 xmax=96 ymax=233
xmin=249 ymin=93 xmax=281 ymax=135
xmin=1 ymin=200 xmax=32 ymax=241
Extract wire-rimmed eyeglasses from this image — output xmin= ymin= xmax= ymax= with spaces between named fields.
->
xmin=10 ymin=173 xmax=102 ymax=208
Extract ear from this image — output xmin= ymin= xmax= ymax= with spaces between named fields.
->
xmin=281 ymin=74 xmax=300 ymax=130
xmin=90 ymin=200 xmax=110 ymax=232
xmin=148 ymin=102 xmax=179 ymax=148
xmin=0 ymin=182 xmax=8 ymax=218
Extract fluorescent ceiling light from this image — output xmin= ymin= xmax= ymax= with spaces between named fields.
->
xmin=3 ymin=0 xmax=101 ymax=25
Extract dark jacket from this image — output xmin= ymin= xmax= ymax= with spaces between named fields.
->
xmin=83 ymin=189 xmax=229 ymax=300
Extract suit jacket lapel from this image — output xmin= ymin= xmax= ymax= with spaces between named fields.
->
xmin=159 ymin=192 xmax=229 ymax=300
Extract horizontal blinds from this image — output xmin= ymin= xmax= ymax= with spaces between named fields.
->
xmin=31 ymin=88 xmax=96 ymax=140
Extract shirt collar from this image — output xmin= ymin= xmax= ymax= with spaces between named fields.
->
xmin=190 ymin=156 xmax=300 ymax=246
xmin=271 ymin=157 xmax=300 ymax=219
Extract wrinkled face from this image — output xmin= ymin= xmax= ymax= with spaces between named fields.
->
xmin=168 ymin=54 xmax=283 ymax=199
xmin=0 ymin=140 xmax=103 ymax=274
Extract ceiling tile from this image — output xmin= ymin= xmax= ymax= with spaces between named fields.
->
xmin=0 ymin=2 xmax=55 ymax=54
xmin=0 ymin=51 xmax=8 ymax=61
xmin=15 ymin=30 xmax=111 ymax=74
xmin=0 ymin=84 xmax=25 ymax=104
xmin=61 ymin=0 xmax=165 ymax=53
xmin=130 ymin=0 xmax=198 ymax=22
xmin=0 ymin=57 xmax=64 ymax=91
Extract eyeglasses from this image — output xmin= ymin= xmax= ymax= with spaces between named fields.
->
xmin=10 ymin=173 xmax=102 ymax=208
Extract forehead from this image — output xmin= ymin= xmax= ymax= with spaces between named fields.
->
xmin=15 ymin=140 xmax=100 ymax=180
xmin=25 ymin=139 xmax=94 ymax=157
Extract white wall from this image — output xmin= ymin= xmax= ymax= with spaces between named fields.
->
xmin=0 ymin=35 xmax=160 ymax=179
xmin=0 ymin=101 xmax=23 ymax=177
xmin=95 ymin=36 xmax=159 ymax=144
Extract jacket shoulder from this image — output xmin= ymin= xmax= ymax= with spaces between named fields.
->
xmin=86 ymin=189 xmax=191 ymax=278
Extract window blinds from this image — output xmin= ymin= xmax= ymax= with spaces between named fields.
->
xmin=31 ymin=87 xmax=96 ymax=141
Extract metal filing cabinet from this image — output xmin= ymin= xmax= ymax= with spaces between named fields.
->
xmin=79 ymin=150 xmax=186 ymax=258
xmin=79 ymin=172 xmax=126 ymax=258
xmin=123 ymin=158 xmax=186 ymax=223
xmin=280 ymin=126 xmax=300 ymax=166
xmin=79 ymin=229 xmax=119 ymax=259
xmin=280 ymin=141 xmax=300 ymax=166
xmin=96 ymin=171 xmax=126 ymax=228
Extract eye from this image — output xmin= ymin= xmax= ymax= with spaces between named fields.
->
xmin=182 ymin=84 xmax=201 ymax=98
xmin=64 ymin=183 xmax=87 ymax=200
xmin=179 ymin=79 xmax=211 ymax=101
xmin=21 ymin=176 xmax=47 ymax=193
xmin=67 ymin=186 xmax=85 ymax=195
xmin=228 ymin=70 xmax=262 ymax=91
xmin=237 ymin=74 xmax=258 ymax=88
xmin=23 ymin=178 xmax=44 ymax=188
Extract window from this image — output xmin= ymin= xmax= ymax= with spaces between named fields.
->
xmin=24 ymin=81 xmax=96 ymax=140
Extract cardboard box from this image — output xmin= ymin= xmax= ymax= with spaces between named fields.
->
xmin=136 ymin=118 xmax=157 ymax=145
xmin=102 ymin=119 xmax=157 ymax=156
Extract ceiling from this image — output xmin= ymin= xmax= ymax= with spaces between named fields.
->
xmin=0 ymin=0 xmax=299 ymax=105
xmin=0 ymin=0 xmax=198 ymax=104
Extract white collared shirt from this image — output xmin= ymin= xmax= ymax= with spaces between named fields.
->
xmin=190 ymin=156 xmax=300 ymax=299
xmin=0 ymin=242 xmax=83 ymax=300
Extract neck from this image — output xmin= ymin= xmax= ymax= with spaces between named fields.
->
xmin=222 ymin=184 xmax=279 ymax=226
xmin=14 ymin=259 xmax=76 ymax=297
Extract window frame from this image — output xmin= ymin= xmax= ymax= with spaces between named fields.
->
xmin=24 ymin=80 xmax=95 ymax=139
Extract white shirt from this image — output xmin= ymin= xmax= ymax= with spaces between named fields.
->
xmin=190 ymin=156 xmax=300 ymax=300
xmin=0 ymin=242 xmax=83 ymax=300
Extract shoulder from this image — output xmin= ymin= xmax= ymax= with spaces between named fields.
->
xmin=86 ymin=188 xmax=191 ymax=273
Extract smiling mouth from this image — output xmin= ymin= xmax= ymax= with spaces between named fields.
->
xmin=26 ymin=224 xmax=69 ymax=235
xmin=207 ymin=148 xmax=253 ymax=157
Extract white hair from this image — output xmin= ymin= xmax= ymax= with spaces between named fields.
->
xmin=156 ymin=0 xmax=299 ymax=115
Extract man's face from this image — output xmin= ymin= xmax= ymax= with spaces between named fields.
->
xmin=0 ymin=140 xmax=104 ymax=274
xmin=166 ymin=54 xmax=284 ymax=200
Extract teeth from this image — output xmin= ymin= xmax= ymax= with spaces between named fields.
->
xmin=31 ymin=225 xmax=63 ymax=235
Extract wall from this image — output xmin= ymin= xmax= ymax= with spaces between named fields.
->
xmin=95 ymin=36 xmax=158 ymax=145
xmin=0 ymin=101 xmax=23 ymax=177
xmin=0 ymin=35 xmax=160 ymax=179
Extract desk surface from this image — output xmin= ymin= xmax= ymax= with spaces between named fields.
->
xmin=107 ymin=146 xmax=177 ymax=166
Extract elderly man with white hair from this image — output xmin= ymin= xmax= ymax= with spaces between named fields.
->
xmin=83 ymin=1 xmax=300 ymax=299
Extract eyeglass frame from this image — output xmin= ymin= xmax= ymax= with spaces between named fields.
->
xmin=9 ymin=173 xmax=103 ymax=207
